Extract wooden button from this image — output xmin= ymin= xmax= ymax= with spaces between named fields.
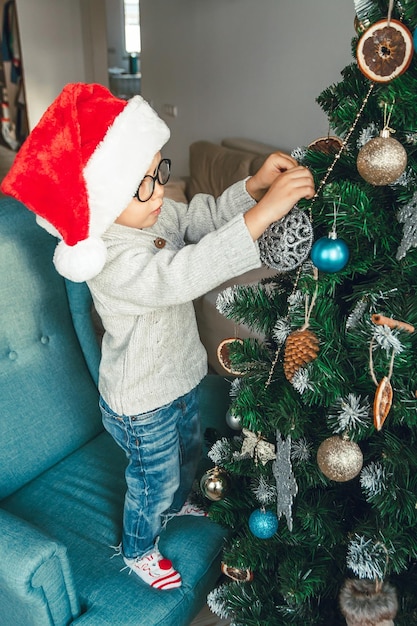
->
xmin=154 ymin=237 xmax=166 ymax=249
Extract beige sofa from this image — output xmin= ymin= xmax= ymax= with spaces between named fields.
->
xmin=165 ymin=138 xmax=279 ymax=375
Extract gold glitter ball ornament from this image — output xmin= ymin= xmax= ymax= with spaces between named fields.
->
xmin=357 ymin=128 xmax=407 ymax=186
xmin=317 ymin=436 xmax=363 ymax=482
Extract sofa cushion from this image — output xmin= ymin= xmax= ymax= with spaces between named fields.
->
xmin=221 ymin=136 xmax=279 ymax=156
xmin=187 ymin=141 xmax=254 ymax=199
xmin=221 ymin=137 xmax=279 ymax=175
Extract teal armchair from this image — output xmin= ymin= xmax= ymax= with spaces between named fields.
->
xmin=0 ymin=198 xmax=231 ymax=625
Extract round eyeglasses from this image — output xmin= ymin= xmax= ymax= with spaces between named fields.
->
xmin=134 ymin=158 xmax=171 ymax=202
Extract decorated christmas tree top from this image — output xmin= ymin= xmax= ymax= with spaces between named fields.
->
xmin=201 ymin=1 xmax=417 ymax=624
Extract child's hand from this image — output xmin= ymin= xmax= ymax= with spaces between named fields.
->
xmin=244 ymin=164 xmax=315 ymax=241
xmin=246 ymin=151 xmax=299 ymax=202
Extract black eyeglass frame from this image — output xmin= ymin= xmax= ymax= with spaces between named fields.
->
xmin=134 ymin=158 xmax=171 ymax=202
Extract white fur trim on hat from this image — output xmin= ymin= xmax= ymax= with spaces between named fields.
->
xmin=36 ymin=215 xmax=62 ymax=239
xmin=84 ymin=95 xmax=170 ymax=239
xmin=53 ymin=237 xmax=107 ymax=282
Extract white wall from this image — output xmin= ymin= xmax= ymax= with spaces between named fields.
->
xmin=16 ymin=0 xmax=108 ymax=130
xmin=14 ymin=0 xmax=356 ymax=175
xmin=105 ymin=0 xmax=127 ymax=70
xmin=140 ymin=0 xmax=356 ymax=176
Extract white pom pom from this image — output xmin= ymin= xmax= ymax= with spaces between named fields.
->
xmin=53 ymin=237 xmax=107 ymax=282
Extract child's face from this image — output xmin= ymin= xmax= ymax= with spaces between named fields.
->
xmin=116 ymin=152 xmax=165 ymax=229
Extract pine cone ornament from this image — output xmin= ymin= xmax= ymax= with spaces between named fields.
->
xmin=283 ymin=328 xmax=319 ymax=381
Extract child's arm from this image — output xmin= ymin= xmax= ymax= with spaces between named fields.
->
xmin=244 ymin=153 xmax=315 ymax=241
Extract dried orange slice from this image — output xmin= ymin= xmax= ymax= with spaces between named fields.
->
xmin=308 ymin=136 xmax=343 ymax=155
xmin=356 ymin=19 xmax=414 ymax=83
xmin=373 ymin=376 xmax=393 ymax=430
xmin=221 ymin=562 xmax=254 ymax=582
xmin=217 ymin=338 xmax=244 ymax=375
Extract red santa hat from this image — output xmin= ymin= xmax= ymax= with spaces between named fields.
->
xmin=1 ymin=82 xmax=170 ymax=282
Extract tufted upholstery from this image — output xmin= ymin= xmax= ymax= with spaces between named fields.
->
xmin=0 ymin=198 xmax=232 ymax=625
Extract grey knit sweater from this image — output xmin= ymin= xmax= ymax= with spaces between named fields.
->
xmin=87 ymin=180 xmax=262 ymax=415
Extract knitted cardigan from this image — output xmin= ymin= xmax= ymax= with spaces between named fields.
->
xmin=88 ymin=180 xmax=261 ymax=415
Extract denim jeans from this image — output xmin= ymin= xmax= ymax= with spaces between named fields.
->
xmin=99 ymin=386 xmax=202 ymax=559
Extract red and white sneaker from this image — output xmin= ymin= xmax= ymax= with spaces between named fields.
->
xmin=123 ymin=550 xmax=182 ymax=590
xmin=176 ymin=500 xmax=208 ymax=517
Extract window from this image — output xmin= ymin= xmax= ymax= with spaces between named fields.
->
xmin=124 ymin=0 xmax=141 ymax=53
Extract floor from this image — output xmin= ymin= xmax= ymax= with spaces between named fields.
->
xmin=190 ymin=604 xmax=230 ymax=626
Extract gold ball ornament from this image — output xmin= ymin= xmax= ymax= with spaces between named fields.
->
xmin=357 ymin=128 xmax=407 ymax=186
xmin=317 ymin=436 xmax=363 ymax=482
xmin=200 ymin=466 xmax=230 ymax=501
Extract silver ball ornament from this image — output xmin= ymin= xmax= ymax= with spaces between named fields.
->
xmin=225 ymin=409 xmax=242 ymax=430
xmin=357 ymin=128 xmax=407 ymax=186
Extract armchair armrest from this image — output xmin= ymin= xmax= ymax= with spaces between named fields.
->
xmin=0 ymin=508 xmax=80 ymax=626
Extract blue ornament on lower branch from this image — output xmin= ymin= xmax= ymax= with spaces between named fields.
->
xmin=248 ymin=508 xmax=279 ymax=539
xmin=310 ymin=233 xmax=350 ymax=273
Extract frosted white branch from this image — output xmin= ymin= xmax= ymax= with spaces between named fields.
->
xmin=272 ymin=318 xmax=291 ymax=345
xmin=329 ymin=393 xmax=370 ymax=433
xmin=208 ymin=438 xmax=232 ymax=465
xmin=291 ymin=437 xmax=313 ymax=464
xmin=372 ymin=325 xmax=403 ymax=355
xmin=347 ymin=535 xmax=390 ymax=580
xmin=360 ymin=462 xmax=390 ymax=498
xmin=216 ymin=286 xmax=238 ymax=316
xmin=207 ymin=585 xmax=231 ymax=620
xmin=291 ymin=367 xmax=313 ymax=394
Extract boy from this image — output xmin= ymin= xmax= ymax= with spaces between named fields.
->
xmin=1 ymin=83 xmax=314 ymax=590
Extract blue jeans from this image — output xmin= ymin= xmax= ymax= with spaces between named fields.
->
xmin=99 ymin=386 xmax=202 ymax=559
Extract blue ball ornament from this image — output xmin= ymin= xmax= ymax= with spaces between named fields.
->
xmin=414 ymin=28 xmax=417 ymax=52
xmin=248 ymin=508 xmax=278 ymax=539
xmin=310 ymin=235 xmax=349 ymax=273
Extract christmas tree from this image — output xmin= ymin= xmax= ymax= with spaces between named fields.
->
xmin=200 ymin=1 xmax=417 ymax=624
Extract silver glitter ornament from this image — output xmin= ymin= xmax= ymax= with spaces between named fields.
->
xmin=396 ymin=192 xmax=417 ymax=260
xmin=272 ymin=431 xmax=298 ymax=531
xmin=259 ymin=206 xmax=313 ymax=272
xmin=357 ymin=128 xmax=407 ymax=186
